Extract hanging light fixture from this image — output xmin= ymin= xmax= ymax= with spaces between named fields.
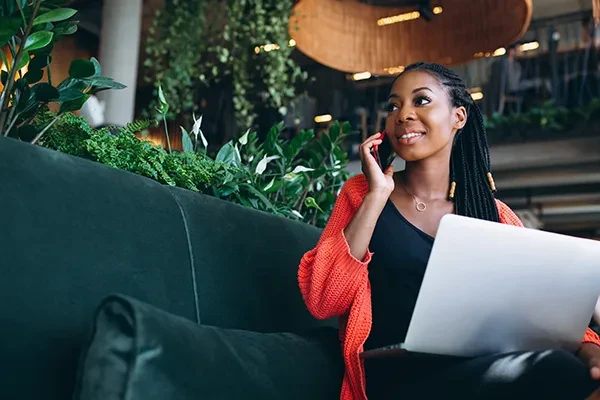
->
xmin=289 ymin=0 xmax=532 ymax=75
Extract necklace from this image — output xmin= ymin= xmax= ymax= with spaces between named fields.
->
xmin=401 ymin=179 xmax=427 ymax=212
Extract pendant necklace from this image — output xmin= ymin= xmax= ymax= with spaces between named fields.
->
xmin=401 ymin=179 xmax=427 ymax=212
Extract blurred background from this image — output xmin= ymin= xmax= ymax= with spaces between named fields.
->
xmin=6 ymin=0 xmax=600 ymax=238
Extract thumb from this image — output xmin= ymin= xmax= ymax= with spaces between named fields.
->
xmin=384 ymin=166 xmax=394 ymax=177
xmin=591 ymin=365 xmax=600 ymax=380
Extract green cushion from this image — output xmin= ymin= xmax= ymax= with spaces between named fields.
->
xmin=74 ymin=294 xmax=344 ymax=400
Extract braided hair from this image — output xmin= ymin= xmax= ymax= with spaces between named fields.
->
xmin=393 ymin=62 xmax=500 ymax=223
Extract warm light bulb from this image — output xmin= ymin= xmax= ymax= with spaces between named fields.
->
xmin=352 ymin=72 xmax=372 ymax=81
xmin=471 ymin=91 xmax=484 ymax=101
xmin=493 ymin=47 xmax=506 ymax=56
xmin=384 ymin=65 xmax=405 ymax=75
xmin=314 ymin=114 xmax=333 ymax=123
xmin=520 ymin=41 xmax=540 ymax=52
xmin=377 ymin=11 xmax=421 ymax=26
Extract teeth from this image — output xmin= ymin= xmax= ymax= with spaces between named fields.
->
xmin=401 ymin=133 xmax=423 ymax=139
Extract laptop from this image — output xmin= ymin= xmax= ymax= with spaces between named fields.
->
xmin=360 ymin=213 xmax=600 ymax=359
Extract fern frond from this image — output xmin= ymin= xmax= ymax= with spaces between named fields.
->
xmin=120 ymin=119 xmax=158 ymax=136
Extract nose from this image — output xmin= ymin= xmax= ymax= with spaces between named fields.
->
xmin=396 ymin=105 xmax=415 ymax=124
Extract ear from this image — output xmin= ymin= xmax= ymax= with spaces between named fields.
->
xmin=452 ymin=106 xmax=467 ymax=131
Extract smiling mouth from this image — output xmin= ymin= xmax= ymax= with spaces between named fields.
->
xmin=399 ymin=132 xmax=425 ymax=139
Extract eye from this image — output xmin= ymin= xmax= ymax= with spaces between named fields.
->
xmin=414 ymin=96 xmax=432 ymax=106
xmin=385 ymin=103 xmax=399 ymax=112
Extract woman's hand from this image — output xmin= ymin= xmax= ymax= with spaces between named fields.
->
xmin=360 ymin=133 xmax=395 ymax=197
xmin=579 ymin=343 xmax=600 ymax=400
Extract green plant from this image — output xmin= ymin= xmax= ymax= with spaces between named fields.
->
xmin=483 ymin=99 xmax=600 ymax=142
xmin=183 ymin=119 xmax=353 ymax=227
xmin=39 ymin=110 xmax=224 ymax=192
xmin=39 ymin=107 xmax=352 ymax=228
xmin=143 ymin=0 xmax=307 ymax=131
xmin=0 ymin=0 xmax=124 ymax=142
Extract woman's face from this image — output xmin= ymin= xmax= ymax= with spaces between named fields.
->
xmin=384 ymin=70 xmax=466 ymax=162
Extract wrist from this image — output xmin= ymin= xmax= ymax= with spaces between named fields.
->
xmin=366 ymin=189 xmax=392 ymax=201
xmin=578 ymin=342 xmax=600 ymax=362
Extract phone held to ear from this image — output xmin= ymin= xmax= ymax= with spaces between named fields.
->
xmin=371 ymin=131 xmax=396 ymax=172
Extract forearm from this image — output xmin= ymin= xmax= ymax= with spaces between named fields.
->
xmin=343 ymin=192 xmax=388 ymax=261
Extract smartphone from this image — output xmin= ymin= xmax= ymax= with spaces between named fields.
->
xmin=371 ymin=132 xmax=395 ymax=172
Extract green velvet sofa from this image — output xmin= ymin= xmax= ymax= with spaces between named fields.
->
xmin=0 ymin=137 xmax=341 ymax=400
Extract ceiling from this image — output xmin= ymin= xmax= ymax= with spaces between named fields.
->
xmin=530 ymin=0 xmax=591 ymax=19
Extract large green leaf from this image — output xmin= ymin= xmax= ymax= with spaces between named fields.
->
xmin=0 ymin=17 xmax=21 ymax=46
xmin=16 ymin=84 xmax=31 ymax=111
xmin=215 ymin=142 xmax=241 ymax=167
xmin=34 ymin=83 xmax=59 ymax=102
xmin=264 ymin=121 xmax=284 ymax=156
xmin=24 ymin=31 xmax=54 ymax=51
xmin=24 ymin=68 xmax=44 ymax=84
xmin=90 ymin=57 xmax=101 ymax=76
xmin=33 ymin=8 xmax=77 ymax=25
xmin=60 ymin=93 xmax=89 ymax=113
xmin=90 ymin=77 xmax=126 ymax=90
xmin=57 ymin=76 xmax=87 ymax=92
xmin=58 ymin=87 xmax=85 ymax=102
xmin=328 ymin=121 xmax=341 ymax=142
xmin=68 ymin=58 xmax=95 ymax=78
xmin=181 ymin=127 xmax=194 ymax=153
xmin=240 ymin=183 xmax=275 ymax=211
xmin=16 ymin=50 xmax=30 ymax=70
xmin=30 ymin=41 xmax=54 ymax=56
xmin=53 ymin=20 xmax=78 ymax=37
xmin=29 ymin=54 xmax=51 ymax=71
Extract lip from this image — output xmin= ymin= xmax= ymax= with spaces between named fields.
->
xmin=396 ymin=129 xmax=426 ymax=146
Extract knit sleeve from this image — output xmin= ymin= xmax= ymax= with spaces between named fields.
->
xmin=583 ymin=328 xmax=600 ymax=347
xmin=496 ymin=199 xmax=524 ymax=227
xmin=297 ymin=177 xmax=372 ymax=320
xmin=497 ymin=200 xmax=600 ymax=348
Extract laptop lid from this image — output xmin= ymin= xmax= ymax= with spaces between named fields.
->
xmin=401 ymin=214 xmax=600 ymax=357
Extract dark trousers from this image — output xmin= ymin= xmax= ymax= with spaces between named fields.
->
xmin=364 ymin=349 xmax=599 ymax=399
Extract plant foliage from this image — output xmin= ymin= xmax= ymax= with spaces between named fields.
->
xmin=143 ymin=0 xmax=307 ymax=130
xmin=0 ymin=0 xmax=124 ymax=142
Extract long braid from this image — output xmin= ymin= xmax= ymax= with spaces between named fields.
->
xmin=395 ymin=62 xmax=500 ymax=222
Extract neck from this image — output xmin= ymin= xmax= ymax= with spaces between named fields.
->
xmin=402 ymin=156 xmax=451 ymax=201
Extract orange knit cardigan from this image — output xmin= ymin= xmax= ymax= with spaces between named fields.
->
xmin=298 ymin=174 xmax=600 ymax=400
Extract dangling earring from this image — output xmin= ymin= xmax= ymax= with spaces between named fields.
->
xmin=486 ymin=172 xmax=497 ymax=193
xmin=448 ymin=181 xmax=456 ymax=201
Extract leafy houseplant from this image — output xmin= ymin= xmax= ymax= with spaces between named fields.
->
xmin=39 ymin=100 xmax=353 ymax=228
xmin=484 ymin=99 xmax=600 ymax=143
xmin=0 ymin=0 xmax=124 ymax=143
xmin=143 ymin=0 xmax=307 ymax=133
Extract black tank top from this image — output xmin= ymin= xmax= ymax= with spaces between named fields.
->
xmin=364 ymin=199 xmax=434 ymax=351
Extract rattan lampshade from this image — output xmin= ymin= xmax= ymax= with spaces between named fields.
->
xmin=289 ymin=0 xmax=532 ymax=75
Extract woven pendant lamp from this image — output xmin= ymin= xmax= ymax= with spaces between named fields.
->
xmin=289 ymin=0 xmax=532 ymax=76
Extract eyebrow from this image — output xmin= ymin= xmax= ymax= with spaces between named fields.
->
xmin=388 ymin=86 xmax=433 ymax=99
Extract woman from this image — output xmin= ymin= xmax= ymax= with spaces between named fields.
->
xmin=298 ymin=62 xmax=600 ymax=400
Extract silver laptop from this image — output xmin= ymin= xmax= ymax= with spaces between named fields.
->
xmin=361 ymin=213 xmax=600 ymax=359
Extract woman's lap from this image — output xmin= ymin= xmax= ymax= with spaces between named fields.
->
xmin=365 ymin=349 xmax=599 ymax=399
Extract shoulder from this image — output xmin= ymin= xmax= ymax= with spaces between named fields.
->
xmin=341 ymin=174 xmax=369 ymax=197
xmin=495 ymin=199 xmax=524 ymax=227
xmin=337 ymin=174 xmax=369 ymax=207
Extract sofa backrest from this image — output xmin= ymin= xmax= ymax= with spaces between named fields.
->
xmin=169 ymin=185 xmax=333 ymax=333
xmin=0 ymin=137 xmax=332 ymax=400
